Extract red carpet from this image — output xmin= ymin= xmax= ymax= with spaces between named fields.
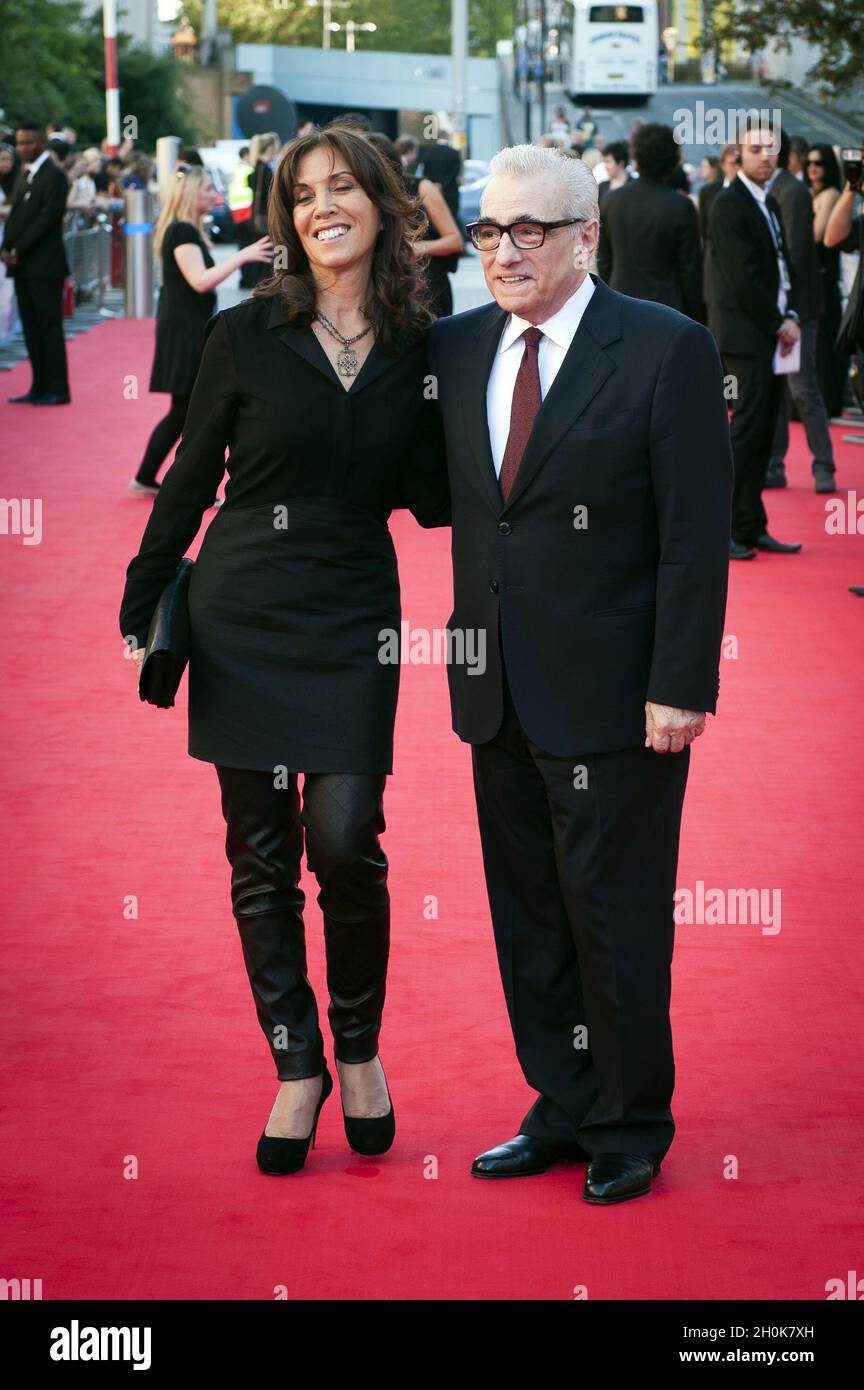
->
xmin=1 ymin=318 xmax=862 ymax=1300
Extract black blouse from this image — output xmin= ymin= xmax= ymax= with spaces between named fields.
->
xmin=120 ymin=293 xmax=451 ymax=650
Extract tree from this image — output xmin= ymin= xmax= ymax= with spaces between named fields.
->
xmin=0 ymin=0 xmax=199 ymax=150
xmin=181 ymin=0 xmax=516 ymax=57
xmin=708 ymin=1 xmax=864 ymax=104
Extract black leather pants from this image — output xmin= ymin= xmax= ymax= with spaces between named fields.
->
xmin=215 ymin=766 xmax=390 ymax=1079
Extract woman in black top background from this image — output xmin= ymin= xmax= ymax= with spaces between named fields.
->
xmin=805 ymin=143 xmax=847 ymax=418
xmin=129 ymin=165 xmax=272 ymax=496
xmin=119 ymin=124 xmax=450 ymax=1175
xmin=242 ymin=132 xmax=279 ymax=292
xmin=366 ymin=132 xmax=463 ymax=318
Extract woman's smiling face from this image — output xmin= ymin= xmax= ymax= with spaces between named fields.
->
xmin=291 ymin=146 xmax=383 ymax=272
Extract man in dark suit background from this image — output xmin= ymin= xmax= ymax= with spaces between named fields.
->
xmin=596 ymin=139 xmax=631 ymax=208
xmin=430 ymin=144 xmax=731 ymax=1204
xmin=698 ymin=143 xmax=740 ymax=310
xmin=765 ymin=131 xmax=837 ymax=493
xmin=597 ymin=122 xmax=704 ymax=322
xmin=1 ymin=122 xmax=71 ymax=404
xmin=708 ymin=121 xmax=802 ymax=558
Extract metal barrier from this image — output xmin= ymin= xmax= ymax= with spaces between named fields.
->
xmin=62 ymin=214 xmax=114 ymax=311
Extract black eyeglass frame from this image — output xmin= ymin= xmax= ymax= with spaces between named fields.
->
xmin=465 ymin=217 xmax=584 ymax=250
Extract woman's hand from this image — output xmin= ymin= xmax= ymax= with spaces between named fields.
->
xmin=238 ymin=236 xmax=274 ymax=266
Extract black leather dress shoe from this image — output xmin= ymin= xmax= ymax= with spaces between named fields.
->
xmin=730 ymin=539 xmax=757 ymax=560
xmin=763 ymin=465 xmax=787 ymax=488
xmin=755 ymin=532 xmax=802 ymax=553
xmin=471 ymin=1133 xmax=588 ymax=1178
xmin=582 ymin=1154 xmax=661 ymax=1205
xmin=31 ymin=393 xmax=71 ymax=405
xmin=8 ymin=392 xmax=36 ymax=404
xmin=813 ymin=465 xmax=837 ymax=494
xmin=849 ymin=586 xmax=864 ymax=597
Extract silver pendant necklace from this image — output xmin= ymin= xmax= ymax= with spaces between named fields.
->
xmin=313 ymin=310 xmax=373 ymax=377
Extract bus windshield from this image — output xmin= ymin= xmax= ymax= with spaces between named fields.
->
xmin=588 ymin=6 xmax=645 ymax=20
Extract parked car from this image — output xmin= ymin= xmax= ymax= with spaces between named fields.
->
xmin=458 ymin=173 xmax=491 ymax=229
xmin=462 ymin=159 xmax=489 ymax=185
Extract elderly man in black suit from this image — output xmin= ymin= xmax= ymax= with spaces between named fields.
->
xmin=597 ymin=122 xmax=704 ymax=322
xmin=429 ymin=144 xmax=731 ymax=1204
xmin=765 ymin=131 xmax=837 ymax=493
xmin=2 ymin=122 xmax=71 ymax=404
xmin=708 ymin=122 xmax=802 ymax=558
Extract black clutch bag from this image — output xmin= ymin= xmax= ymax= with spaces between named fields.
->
xmin=138 ymin=558 xmax=194 ymax=708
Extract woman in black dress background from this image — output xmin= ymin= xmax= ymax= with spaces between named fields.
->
xmin=128 ymin=165 xmax=272 ymax=496
xmin=242 ymin=132 xmax=279 ymax=292
xmin=805 ymin=143 xmax=847 ymax=418
xmin=119 ymin=124 xmax=450 ymax=1175
xmin=365 ymin=134 xmax=463 ymax=319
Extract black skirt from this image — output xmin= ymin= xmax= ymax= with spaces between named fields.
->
xmin=149 ymin=304 xmax=214 ymax=396
xmin=186 ymin=499 xmax=402 ymax=773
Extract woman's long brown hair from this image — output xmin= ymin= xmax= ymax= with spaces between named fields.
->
xmin=251 ymin=122 xmax=434 ymax=353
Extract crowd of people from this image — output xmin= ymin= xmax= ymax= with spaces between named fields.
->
xmin=3 ymin=108 xmax=862 ymax=567
xmin=0 ymin=123 xmax=176 ymax=348
xmin=537 ymin=113 xmax=862 ymax=562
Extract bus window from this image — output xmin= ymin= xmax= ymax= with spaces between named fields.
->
xmin=589 ymin=6 xmax=645 ymax=20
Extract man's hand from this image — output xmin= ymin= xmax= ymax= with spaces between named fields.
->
xmin=645 ymin=702 xmax=706 ymax=753
xmin=777 ymin=317 xmax=801 ymax=356
xmin=0 ymin=249 xmax=18 ymax=268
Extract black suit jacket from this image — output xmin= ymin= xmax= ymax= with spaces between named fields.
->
xmin=707 ymin=174 xmax=799 ymax=354
xmin=428 ymin=274 xmax=732 ymax=755
xmin=698 ymin=177 xmax=724 ymax=304
xmin=597 ymin=176 xmax=704 ymax=322
xmin=3 ymin=156 xmax=70 ymax=280
xmin=768 ymin=168 xmax=822 ymax=322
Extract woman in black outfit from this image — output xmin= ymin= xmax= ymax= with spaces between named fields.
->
xmin=366 ymin=132 xmax=463 ymax=318
xmin=119 ymin=124 xmax=450 ymax=1175
xmin=129 ymin=165 xmax=272 ymax=496
xmin=242 ymin=132 xmax=279 ymax=292
xmin=805 ymin=143 xmax=847 ymax=418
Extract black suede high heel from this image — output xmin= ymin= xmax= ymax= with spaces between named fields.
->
xmin=256 ymin=1066 xmax=333 ymax=1175
xmin=339 ymin=1061 xmax=395 ymax=1156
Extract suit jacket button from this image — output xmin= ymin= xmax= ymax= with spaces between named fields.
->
xmin=489 ymin=578 xmax=499 ymax=594
xmin=497 ymin=521 xmax=512 ymax=535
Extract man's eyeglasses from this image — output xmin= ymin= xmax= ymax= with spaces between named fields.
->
xmin=466 ymin=218 xmax=583 ymax=251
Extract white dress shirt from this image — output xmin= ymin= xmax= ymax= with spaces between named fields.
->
xmin=737 ymin=169 xmax=791 ymax=315
xmin=25 ymin=149 xmax=52 ymax=183
xmin=487 ymin=273 xmax=596 ymax=476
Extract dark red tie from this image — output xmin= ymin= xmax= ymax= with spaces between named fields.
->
xmin=499 ymin=326 xmax=543 ymax=503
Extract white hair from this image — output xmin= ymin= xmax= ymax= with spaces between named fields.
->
xmin=485 ymin=144 xmax=599 ymax=223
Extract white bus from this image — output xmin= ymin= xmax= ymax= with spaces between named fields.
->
xmin=568 ymin=1 xmax=658 ymax=103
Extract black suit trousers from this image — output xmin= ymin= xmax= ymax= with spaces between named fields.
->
xmin=15 ymin=276 xmax=69 ymax=398
xmin=215 ymin=766 xmax=390 ymax=1079
xmin=722 ymin=347 xmax=783 ymax=544
xmin=470 ymin=659 xmax=690 ymax=1163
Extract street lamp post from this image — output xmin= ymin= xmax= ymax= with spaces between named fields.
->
xmin=328 ymin=19 xmax=377 ymax=53
xmin=305 ymin=0 xmax=352 ymax=50
xmin=452 ymin=0 xmax=468 ymax=156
